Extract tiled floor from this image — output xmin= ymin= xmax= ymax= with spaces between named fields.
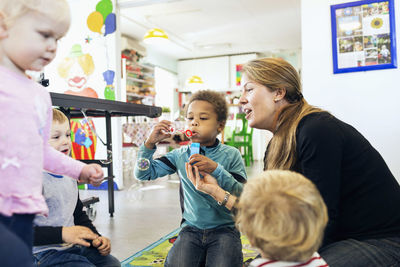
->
xmin=80 ymin=160 xmax=264 ymax=262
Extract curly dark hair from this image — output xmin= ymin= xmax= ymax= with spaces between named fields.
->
xmin=185 ymin=90 xmax=228 ymax=123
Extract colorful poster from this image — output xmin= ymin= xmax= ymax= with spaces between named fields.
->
xmin=331 ymin=0 xmax=396 ymax=73
xmin=236 ymin=64 xmax=243 ymax=86
xmin=70 ymin=119 xmax=97 ymax=160
xmin=44 ymin=0 xmax=118 ymax=99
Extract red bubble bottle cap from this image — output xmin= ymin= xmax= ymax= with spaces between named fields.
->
xmin=185 ymin=129 xmax=193 ymax=137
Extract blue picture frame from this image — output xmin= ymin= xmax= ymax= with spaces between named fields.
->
xmin=331 ymin=0 xmax=397 ymax=74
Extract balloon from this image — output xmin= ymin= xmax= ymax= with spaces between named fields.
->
xmin=96 ymin=0 xmax=113 ymax=22
xmin=87 ymin=11 xmax=103 ymax=34
xmin=104 ymin=13 xmax=116 ymax=36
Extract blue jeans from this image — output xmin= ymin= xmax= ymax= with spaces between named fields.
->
xmin=320 ymin=236 xmax=400 ymax=267
xmin=164 ymin=225 xmax=243 ymax=267
xmin=33 ymin=245 xmax=120 ymax=267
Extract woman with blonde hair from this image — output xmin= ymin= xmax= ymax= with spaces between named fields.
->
xmin=186 ymin=58 xmax=400 ymax=266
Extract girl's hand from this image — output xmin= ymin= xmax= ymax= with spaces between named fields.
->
xmin=79 ymin=164 xmax=104 ymax=187
xmin=188 ymin=154 xmax=218 ymax=173
xmin=185 ymin=163 xmax=219 ymax=196
xmin=145 ymin=120 xmax=173 ymax=149
xmin=92 ymin=236 xmax=111 ymax=256
xmin=62 ymin=226 xmax=98 ymax=247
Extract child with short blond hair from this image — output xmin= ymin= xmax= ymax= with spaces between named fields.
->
xmin=0 ymin=0 xmax=103 ymax=263
xmin=236 ymin=170 xmax=329 ymax=267
xmin=32 ymin=109 xmax=120 ymax=267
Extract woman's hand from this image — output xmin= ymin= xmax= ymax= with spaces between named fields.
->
xmin=185 ymin=162 xmax=219 ymax=196
xmin=145 ymin=120 xmax=172 ymax=149
xmin=188 ymin=154 xmax=218 ymax=173
xmin=61 ymin=226 xmax=98 ymax=247
xmin=92 ymin=236 xmax=111 ymax=256
xmin=185 ymin=163 xmax=237 ymax=210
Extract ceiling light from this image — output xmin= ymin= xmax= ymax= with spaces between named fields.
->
xmin=143 ymin=28 xmax=169 ymax=44
xmin=187 ymin=75 xmax=203 ymax=84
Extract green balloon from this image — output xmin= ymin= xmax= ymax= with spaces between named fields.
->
xmin=96 ymin=0 xmax=113 ymax=22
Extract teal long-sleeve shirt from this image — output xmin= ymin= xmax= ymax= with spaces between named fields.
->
xmin=134 ymin=139 xmax=247 ymax=229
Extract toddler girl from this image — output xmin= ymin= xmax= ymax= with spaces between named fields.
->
xmin=0 ymin=0 xmax=104 ymax=259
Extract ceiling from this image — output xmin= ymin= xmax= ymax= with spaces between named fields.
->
xmin=118 ymin=0 xmax=301 ymax=60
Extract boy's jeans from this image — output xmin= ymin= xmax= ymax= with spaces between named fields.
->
xmin=165 ymin=225 xmax=243 ymax=267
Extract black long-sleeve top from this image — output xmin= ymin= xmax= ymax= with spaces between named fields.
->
xmin=33 ymin=195 xmax=100 ymax=246
xmin=288 ymin=112 xmax=400 ymax=247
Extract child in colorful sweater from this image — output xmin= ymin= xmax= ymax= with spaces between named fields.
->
xmin=135 ymin=90 xmax=247 ymax=267
xmin=0 ymin=0 xmax=103 ymax=263
xmin=32 ymin=109 xmax=119 ymax=267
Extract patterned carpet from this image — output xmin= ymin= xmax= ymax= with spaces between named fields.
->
xmin=121 ymin=227 xmax=258 ymax=267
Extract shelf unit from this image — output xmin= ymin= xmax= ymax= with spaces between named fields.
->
xmin=51 ymin=92 xmax=161 ymax=217
xmin=122 ymin=50 xmax=155 ymax=105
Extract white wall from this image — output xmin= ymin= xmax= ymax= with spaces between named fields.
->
xmin=45 ymin=0 xmax=123 ymax=187
xmin=178 ymin=57 xmax=230 ymax=91
xmin=301 ymin=0 xmax=400 ymax=181
xmin=146 ymin=47 xmax=178 ymax=74
xmin=154 ymin=67 xmax=179 ymax=117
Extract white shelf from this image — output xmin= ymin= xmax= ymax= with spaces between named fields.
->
xmin=126 ymin=92 xmax=155 ymax=99
xmin=126 ymin=71 xmax=154 ymax=78
xmin=127 ymin=77 xmax=153 ymax=85
xmin=126 ymin=92 xmax=144 ymax=99
xmin=122 ymin=55 xmax=155 ymax=106
xmin=136 ymin=62 xmax=154 ymax=71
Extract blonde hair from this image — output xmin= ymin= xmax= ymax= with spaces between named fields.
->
xmin=236 ymin=170 xmax=328 ymax=262
xmin=0 ymin=0 xmax=70 ymax=27
xmin=52 ymin=109 xmax=68 ymax=124
xmin=242 ymin=58 xmax=324 ymax=170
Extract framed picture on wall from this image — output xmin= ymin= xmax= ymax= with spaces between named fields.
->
xmin=330 ymin=0 xmax=397 ymax=73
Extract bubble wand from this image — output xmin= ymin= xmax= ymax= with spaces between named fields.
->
xmin=169 ymin=125 xmax=193 ymax=138
xmin=137 ymin=125 xmax=194 ymax=171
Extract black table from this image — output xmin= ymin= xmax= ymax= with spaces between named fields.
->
xmin=51 ymin=92 xmax=161 ymax=217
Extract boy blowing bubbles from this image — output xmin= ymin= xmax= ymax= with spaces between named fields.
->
xmin=135 ymin=90 xmax=246 ymax=267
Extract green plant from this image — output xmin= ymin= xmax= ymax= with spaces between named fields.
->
xmin=162 ymin=107 xmax=171 ymax=113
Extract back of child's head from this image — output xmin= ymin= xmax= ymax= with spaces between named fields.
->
xmin=52 ymin=109 xmax=68 ymax=124
xmin=0 ymin=0 xmax=70 ymax=27
xmin=236 ymin=170 xmax=328 ymax=262
xmin=185 ymin=90 xmax=228 ymax=123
